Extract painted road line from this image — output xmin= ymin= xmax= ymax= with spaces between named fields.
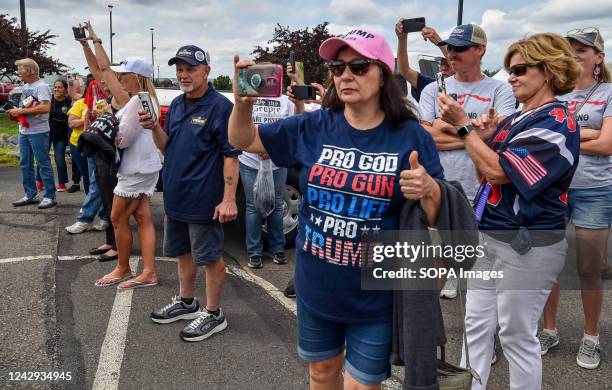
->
xmin=0 ymin=255 xmax=53 ymax=264
xmin=91 ymin=257 xmax=139 ymax=390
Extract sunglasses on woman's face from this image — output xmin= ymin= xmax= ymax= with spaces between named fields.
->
xmin=567 ymin=27 xmax=599 ymax=36
xmin=328 ymin=59 xmax=376 ymax=77
xmin=508 ymin=63 xmax=539 ymax=77
xmin=447 ymin=45 xmax=476 ymax=53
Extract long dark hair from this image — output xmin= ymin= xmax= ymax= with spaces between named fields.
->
xmin=321 ymin=60 xmax=419 ymax=127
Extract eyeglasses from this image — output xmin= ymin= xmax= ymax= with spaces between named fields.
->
xmin=447 ymin=45 xmax=477 ymax=53
xmin=507 ymin=63 xmax=540 ymax=77
xmin=328 ymin=59 xmax=376 ymax=77
xmin=567 ymin=27 xmax=599 ymax=36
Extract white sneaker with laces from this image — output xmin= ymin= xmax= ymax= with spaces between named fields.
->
xmin=65 ymin=221 xmax=93 ymax=234
xmin=440 ymin=276 xmax=458 ymax=299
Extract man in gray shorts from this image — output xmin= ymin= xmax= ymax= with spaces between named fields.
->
xmin=140 ymin=45 xmax=240 ymax=342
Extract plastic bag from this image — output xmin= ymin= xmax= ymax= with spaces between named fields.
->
xmin=253 ymin=159 xmax=275 ymax=217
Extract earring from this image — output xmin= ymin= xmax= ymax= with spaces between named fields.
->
xmin=594 ymin=65 xmax=601 ymax=78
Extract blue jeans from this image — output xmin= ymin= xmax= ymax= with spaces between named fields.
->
xmin=70 ymin=144 xmax=90 ymax=194
xmin=36 ymin=139 xmax=68 ymax=185
xmin=239 ymin=162 xmax=286 ymax=256
xmin=77 ymin=157 xmax=105 ymax=223
xmin=18 ymin=132 xmax=56 ymax=200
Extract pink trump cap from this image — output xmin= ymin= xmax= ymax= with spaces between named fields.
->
xmin=319 ymin=28 xmax=395 ymax=72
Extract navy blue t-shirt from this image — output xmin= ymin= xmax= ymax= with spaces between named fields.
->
xmin=410 ymin=73 xmax=435 ymax=103
xmin=163 ymin=83 xmax=241 ymax=222
xmin=259 ymin=109 xmax=444 ymax=323
xmin=478 ymin=101 xmax=579 ymax=230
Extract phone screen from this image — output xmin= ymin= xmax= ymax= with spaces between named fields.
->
xmin=292 ymin=85 xmax=316 ymax=100
xmin=72 ymin=27 xmax=86 ymax=40
xmin=237 ymin=64 xmax=283 ymax=97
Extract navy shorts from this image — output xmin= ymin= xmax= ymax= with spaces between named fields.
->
xmin=163 ymin=216 xmax=224 ymax=266
xmin=297 ymin=300 xmax=391 ymax=386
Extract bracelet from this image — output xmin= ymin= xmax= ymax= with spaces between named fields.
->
xmin=93 ymin=39 xmax=102 ymax=45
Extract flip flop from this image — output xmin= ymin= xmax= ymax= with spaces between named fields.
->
xmin=117 ymin=279 xmax=159 ymax=290
xmin=94 ymin=273 xmax=133 ymax=287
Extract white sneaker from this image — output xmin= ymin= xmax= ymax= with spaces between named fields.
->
xmin=440 ymin=276 xmax=458 ymax=299
xmin=93 ymin=219 xmax=109 ymax=231
xmin=65 ymin=221 xmax=93 ymax=234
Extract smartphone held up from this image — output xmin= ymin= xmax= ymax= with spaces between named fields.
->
xmin=402 ymin=17 xmax=426 ymax=33
xmin=72 ymin=26 xmax=86 ymax=40
xmin=237 ymin=64 xmax=283 ymax=98
xmin=292 ymin=85 xmax=317 ymax=101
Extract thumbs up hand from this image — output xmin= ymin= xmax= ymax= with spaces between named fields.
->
xmin=400 ymin=150 xmax=436 ymax=200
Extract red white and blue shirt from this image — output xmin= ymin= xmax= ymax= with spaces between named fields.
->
xmin=478 ymin=101 xmax=580 ymax=230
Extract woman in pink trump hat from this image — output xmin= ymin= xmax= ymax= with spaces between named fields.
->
xmin=229 ymin=28 xmax=444 ymax=389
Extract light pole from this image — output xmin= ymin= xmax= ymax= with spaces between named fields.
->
xmin=108 ymin=5 xmax=115 ymax=63
xmin=457 ymin=0 xmax=464 ymax=25
xmin=20 ymin=0 xmax=27 ymax=56
xmin=150 ymin=28 xmax=156 ymax=81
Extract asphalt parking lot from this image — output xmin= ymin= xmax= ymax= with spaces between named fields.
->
xmin=0 ymin=166 xmax=610 ymax=390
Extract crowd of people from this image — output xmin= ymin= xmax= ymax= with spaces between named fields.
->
xmin=6 ymin=17 xmax=611 ymax=389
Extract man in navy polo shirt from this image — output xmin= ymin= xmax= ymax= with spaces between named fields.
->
xmin=140 ymin=45 xmax=240 ymax=342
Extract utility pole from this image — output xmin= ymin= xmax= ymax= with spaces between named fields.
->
xmin=457 ymin=0 xmax=464 ymax=25
xmin=150 ymin=28 xmax=156 ymax=81
xmin=108 ymin=5 xmax=115 ymax=63
xmin=20 ymin=0 xmax=27 ymax=56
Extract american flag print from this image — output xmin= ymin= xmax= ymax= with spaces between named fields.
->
xmin=502 ymin=147 xmax=548 ymax=186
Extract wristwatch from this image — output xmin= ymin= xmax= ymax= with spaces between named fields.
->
xmin=457 ymin=124 xmax=474 ymax=138
xmin=93 ymin=38 xmax=102 ymax=45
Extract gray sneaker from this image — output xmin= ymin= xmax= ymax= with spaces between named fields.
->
xmin=151 ymin=295 xmax=203 ymax=324
xmin=576 ymin=338 xmax=601 ymax=369
xmin=539 ymin=331 xmax=560 ymax=355
xmin=180 ymin=308 xmax=227 ymax=342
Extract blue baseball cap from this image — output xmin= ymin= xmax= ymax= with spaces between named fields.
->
xmin=438 ymin=24 xmax=487 ymax=47
xmin=168 ymin=45 xmax=210 ymax=66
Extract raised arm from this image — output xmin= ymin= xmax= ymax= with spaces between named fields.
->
xmin=83 ymin=21 xmax=130 ymax=108
xmin=395 ymin=18 xmax=419 ymax=88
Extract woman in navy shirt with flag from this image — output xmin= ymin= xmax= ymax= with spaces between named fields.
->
xmin=230 ymin=29 xmax=444 ymax=389
xmin=440 ymin=33 xmax=581 ymax=390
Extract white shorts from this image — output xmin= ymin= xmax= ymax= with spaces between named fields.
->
xmin=113 ymin=172 xmax=159 ymax=198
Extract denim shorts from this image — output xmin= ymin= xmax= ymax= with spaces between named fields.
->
xmin=568 ymin=184 xmax=612 ymax=229
xmin=297 ymin=300 xmax=391 ymax=386
xmin=163 ymin=216 xmax=224 ymax=266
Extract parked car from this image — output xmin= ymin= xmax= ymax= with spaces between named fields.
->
xmin=155 ymin=87 xmax=301 ymax=248
xmin=0 ymin=82 xmax=17 ymax=104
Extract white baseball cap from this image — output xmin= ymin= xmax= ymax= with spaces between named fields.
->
xmin=111 ymin=56 xmax=152 ymax=77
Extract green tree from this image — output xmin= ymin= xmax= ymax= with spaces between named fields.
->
xmin=0 ymin=14 xmax=66 ymax=81
xmin=213 ymin=75 xmax=232 ymax=91
xmin=251 ymin=22 xmax=333 ymax=86
xmin=482 ymin=68 xmax=501 ymax=78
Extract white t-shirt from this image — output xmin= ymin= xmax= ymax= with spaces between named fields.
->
xmin=18 ymin=79 xmax=52 ymax=135
xmin=419 ymin=75 xmax=516 ymax=200
xmin=558 ymin=83 xmax=612 ymax=189
xmin=116 ymin=99 xmax=162 ymax=176
xmin=240 ymin=95 xmax=294 ymax=170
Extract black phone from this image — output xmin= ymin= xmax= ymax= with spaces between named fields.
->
xmin=72 ymin=26 xmax=86 ymax=40
xmin=402 ymin=17 xmax=426 ymax=33
xmin=292 ymin=85 xmax=316 ymax=100
xmin=289 ymin=51 xmax=295 ymax=72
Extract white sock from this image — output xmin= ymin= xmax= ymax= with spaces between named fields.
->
xmin=543 ymin=328 xmax=557 ymax=336
xmin=583 ymin=333 xmax=599 ymax=345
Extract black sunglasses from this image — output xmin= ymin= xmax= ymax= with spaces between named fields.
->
xmin=508 ymin=63 xmax=540 ymax=77
xmin=328 ymin=59 xmax=376 ymax=77
xmin=447 ymin=45 xmax=477 ymax=53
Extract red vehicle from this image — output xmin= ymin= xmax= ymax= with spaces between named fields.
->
xmin=0 ymin=82 xmax=16 ymax=104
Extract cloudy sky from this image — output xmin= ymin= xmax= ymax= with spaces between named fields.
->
xmin=4 ymin=0 xmax=612 ymax=79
